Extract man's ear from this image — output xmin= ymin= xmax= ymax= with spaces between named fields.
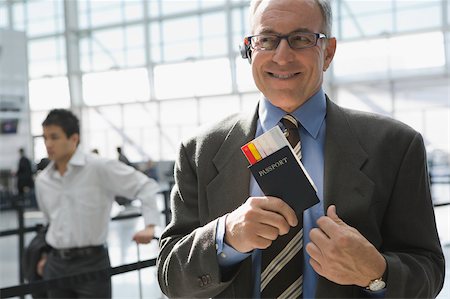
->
xmin=323 ymin=37 xmax=336 ymax=72
xmin=70 ymin=133 xmax=80 ymax=146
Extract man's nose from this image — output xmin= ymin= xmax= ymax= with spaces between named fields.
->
xmin=272 ymin=39 xmax=294 ymax=65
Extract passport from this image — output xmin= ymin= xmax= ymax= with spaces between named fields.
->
xmin=248 ymin=145 xmax=319 ymax=215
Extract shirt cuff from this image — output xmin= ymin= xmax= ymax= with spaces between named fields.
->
xmin=360 ymin=287 xmax=386 ymax=298
xmin=215 ymin=214 xmax=251 ymax=267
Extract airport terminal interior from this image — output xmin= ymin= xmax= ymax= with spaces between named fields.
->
xmin=0 ymin=0 xmax=449 ymax=298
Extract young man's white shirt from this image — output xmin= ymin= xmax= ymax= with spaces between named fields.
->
xmin=35 ymin=147 xmax=160 ymax=249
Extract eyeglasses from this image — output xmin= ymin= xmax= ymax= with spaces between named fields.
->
xmin=245 ymin=32 xmax=327 ymax=51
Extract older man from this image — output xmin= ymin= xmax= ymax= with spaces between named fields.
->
xmin=157 ymin=0 xmax=445 ymax=298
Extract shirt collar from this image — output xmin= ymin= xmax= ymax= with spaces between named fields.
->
xmin=48 ymin=146 xmax=86 ymax=174
xmin=258 ymin=88 xmax=326 ymax=139
xmin=69 ymin=146 xmax=86 ymax=167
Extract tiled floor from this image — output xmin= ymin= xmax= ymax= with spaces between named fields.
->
xmin=0 ymin=186 xmax=449 ymax=299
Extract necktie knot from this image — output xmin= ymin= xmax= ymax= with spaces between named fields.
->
xmin=281 ymin=114 xmax=299 ymax=131
xmin=280 ymin=114 xmax=302 ymax=160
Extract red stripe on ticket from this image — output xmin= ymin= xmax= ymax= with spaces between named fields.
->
xmin=241 ymin=144 xmax=258 ymax=165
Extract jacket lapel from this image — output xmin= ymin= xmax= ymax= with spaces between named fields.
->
xmin=323 ymin=98 xmax=374 ymax=226
xmin=316 ymin=98 xmax=376 ymax=298
xmin=206 ymin=108 xmax=259 ymax=219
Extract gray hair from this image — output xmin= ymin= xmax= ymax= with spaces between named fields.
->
xmin=249 ymin=0 xmax=333 ymax=37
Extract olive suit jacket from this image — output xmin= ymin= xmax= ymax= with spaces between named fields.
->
xmin=157 ymin=98 xmax=445 ymax=298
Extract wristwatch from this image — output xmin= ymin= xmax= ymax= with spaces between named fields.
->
xmin=367 ymin=277 xmax=386 ymax=291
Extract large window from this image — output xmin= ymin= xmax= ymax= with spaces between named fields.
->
xmin=154 ymin=58 xmax=232 ymax=99
xmin=1 ymin=0 xmax=447 ymax=162
xmin=334 ymin=32 xmax=446 ymax=79
xmin=28 ymin=37 xmax=66 ymax=78
xmin=337 ymin=0 xmax=443 ymax=40
xmin=29 ymin=77 xmax=71 ymax=110
xmin=82 ymin=68 xmax=150 ymax=105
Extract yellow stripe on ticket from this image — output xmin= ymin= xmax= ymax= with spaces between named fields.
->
xmin=248 ymin=143 xmax=262 ymax=161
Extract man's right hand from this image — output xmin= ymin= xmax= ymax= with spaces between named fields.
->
xmin=224 ymin=196 xmax=298 ymax=253
xmin=36 ymin=253 xmax=47 ymax=276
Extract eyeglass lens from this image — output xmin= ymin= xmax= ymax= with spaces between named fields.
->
xmin=251 ymin=32 xmax=320 ymax=50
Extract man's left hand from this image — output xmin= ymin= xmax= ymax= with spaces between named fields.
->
xmin=305 ymin=205 xmax=386 ymax=287
xmin=132 ymin=225 xmax=155 ymax=244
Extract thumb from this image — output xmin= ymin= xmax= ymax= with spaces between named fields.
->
xmin=327 ymin=205 xmax=344 ymax=225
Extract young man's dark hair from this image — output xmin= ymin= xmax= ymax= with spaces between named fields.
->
xmin=42 ymin=109 xmax=80 ymax=138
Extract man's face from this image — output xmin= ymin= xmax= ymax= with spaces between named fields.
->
xmin=43 ymin=125 xmax=78 ymax=163
xmin=250 ymin=0 xmax=336 ymax=112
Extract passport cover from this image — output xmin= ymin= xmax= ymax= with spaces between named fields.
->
xmin=249 ymin=145 xmax=319 ymax=215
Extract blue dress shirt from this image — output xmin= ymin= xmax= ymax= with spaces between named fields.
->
xmin=216 ymin=89 xmax=326 ymax=299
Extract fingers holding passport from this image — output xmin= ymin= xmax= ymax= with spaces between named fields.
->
xmin=224 ymin=196 xmax=298 ymax=253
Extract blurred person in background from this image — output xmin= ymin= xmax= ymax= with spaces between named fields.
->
xmin=35 ymin=109 xmax=160 ymax=298
xmin=16 ymin=147 xmax=34 ymax=196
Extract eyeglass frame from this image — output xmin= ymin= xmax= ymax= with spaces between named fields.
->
xmin=244 ymin=32 xmax=328 ymax=51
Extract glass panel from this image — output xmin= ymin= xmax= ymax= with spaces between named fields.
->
xmin=80 ymin=37 xmax=92 ymax=72
xmin=83 ymin=129 xmax=110 ymax=157
xmin=200 ymin=0 xmax=225 ymax=9
xmin=341 ymin=1 xmax=394 ymax=38
xmin=161 ymin=1 xmax=199 ymax=15
xmin=333 ymin=38 xmax=389 ymax=77
xmin=162 ymin=16 xmax=200 ymax=61
xmin=148 ymin=0 xmax=161 ymax=18
xmin=28 ymin=37 xmax=66 ymax=77
xmin=336 ymin=86 xmax=393 ymax=117
xmin=149 ymin=22 xmax=162 ymax=63
xmin=340 ymin=18 xmax=361 ymax=40
xmin=29 ymin=77 xmax=70 ymax=110
xmin=343 ymin=0 xmax=392 ymax=16
xmin=396 ymin=2 xmax=441 ymax=32
xmin=78 ymin=0 xmax=90 ymax=29
xmin=27 ymin=0 xmax=63 ymax=36
xmin=199 ymin=95 xmax=240 ymax=125
xmin=422 ymin=109 xmax=450 ymax=152
xmin=123 ymin=102 xmax=159 ymax=129
xmin=241 ymin=92 xmax=260 ymax=113
xmin=85 ymin=106 xmax=116 ymax=131
xmin=194 ymin=59 xmax=231 ymax=96
xmin=164 ymin=41 xmax=200 ymax=61
xmin=31 ymin=110 xmax=51 ymax=136
xmin=154 ymin=58 xmax=231 ymax=99
xmin=160 ymin=126 xmax=181 ymax=160
xmin=122 ymin=129 xmax=145 ymax=162
xmin=12 ymin=2 xmax=26 ymax=31
xmin=125 ymin=25 xmax=145 ymax=66
xmin=448 ymin=0 xmax=450 ymax=26
xmin=389 ymin=32 xmax=445 ymax=71
xmin=106 ymin=129 xmax=124 ymax=159
xmin=0 ymin=5 xmax=7 ymax=28
xmin=201 ymin=12 xmax=227 ymax=56
xmin=90 ymin=1 xmax=122 ymax=27
xmin=124 ymin=1 xmax=143 ymax=22
xmin=29 ymin=60 xmax=66 ymax=78
xmin=235 ymin=56 xmax=257 ymax=92
xmin=232 ymin=7 xmax=249 ymax=51
xmin=154 ymin=62 xmax=193 ymax=99
xmin=141 ymin=127 xmax=161 ymax=160
xmin=33 ymin=135 xmax=47 ymax=163
xmin=160 ymin=99 xmax=198 ymax=125
xmin=83 ymin=68 xmax=150 ymax=105
xmin=355 ymin=13 xmax=393 ymax=37
xmin=90 ymin=28 xmax=125 ymax=69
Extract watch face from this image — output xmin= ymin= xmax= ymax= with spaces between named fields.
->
xmin=369 ymin=279 xmax=386 ymax=291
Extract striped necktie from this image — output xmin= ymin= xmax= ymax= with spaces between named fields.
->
xmin=260 ymin=114 xmax=303 ymax=298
